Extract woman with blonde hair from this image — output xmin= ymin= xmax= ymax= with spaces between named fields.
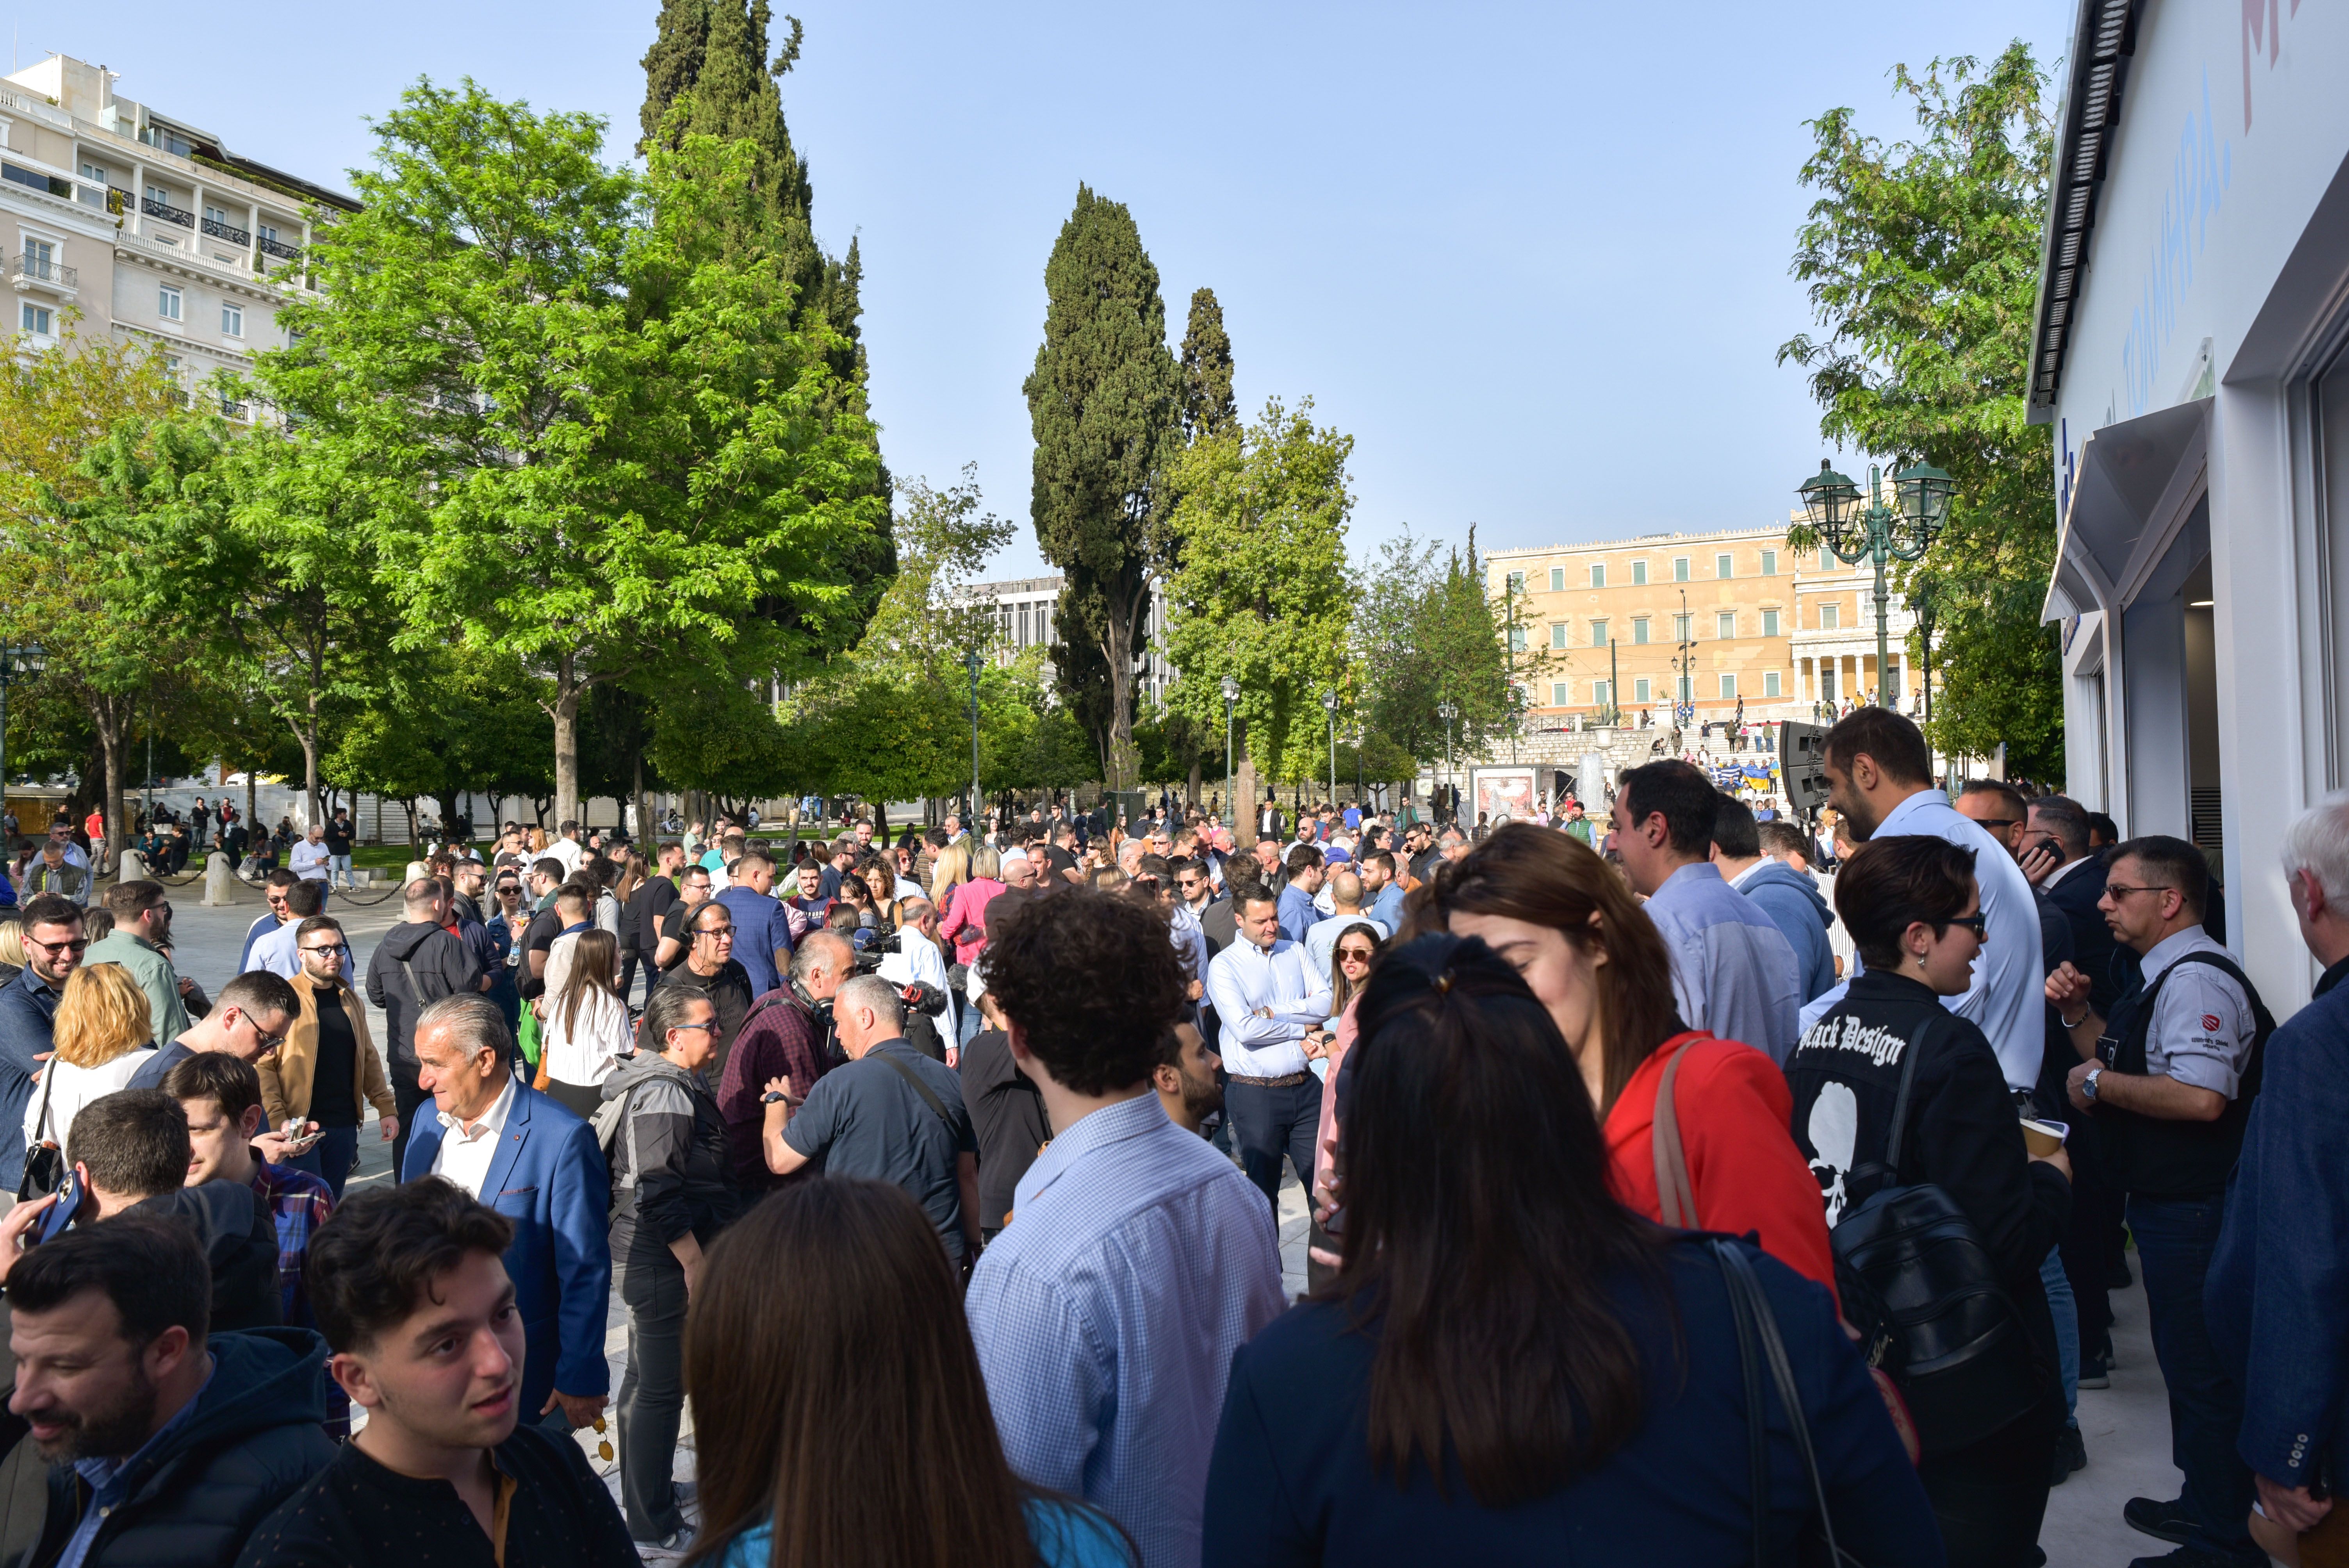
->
xmin=0 ymin=918 xmax=24 ymax=989
xmin=929 ymin=839 xmax=970 ymax=905
xmin=24 ymin=962 xmax=158 ymax=1158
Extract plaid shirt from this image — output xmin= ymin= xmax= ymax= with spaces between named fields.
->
xmin=250 ymin=1161 xmax=336 ymax=1326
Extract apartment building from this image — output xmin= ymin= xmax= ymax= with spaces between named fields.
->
xmin=962 ymin=574 xmax=1177 ymax=709
xmin=2 ymin=53 xmax=355 ymax=408
xmin=1486 ymin=522 xmax=1923 ymax=724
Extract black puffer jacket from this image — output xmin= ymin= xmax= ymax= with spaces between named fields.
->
xmin=23 ymin=1327 xmax=334 ymax=1568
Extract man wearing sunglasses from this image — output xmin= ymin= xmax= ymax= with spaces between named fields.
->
xmin=0 ymin=893 xmax=86 ymax=1189
xmin=2048 ymin=836 xmax=2269 ymax=1566
xmin=127 ymin=966 xmax=301 ymax=1099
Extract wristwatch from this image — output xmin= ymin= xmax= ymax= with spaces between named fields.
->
xmin=761 ymin=1090 xmax=788 ymax=1105
xmin=2082 ymin=1067 xmax=2103 ymax=1104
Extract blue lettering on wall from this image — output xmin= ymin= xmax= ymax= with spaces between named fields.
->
xmin=2120 ymin=72 xmax=2230 ymax=418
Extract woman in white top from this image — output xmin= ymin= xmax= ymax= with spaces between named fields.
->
xmin=24 ymin=962 xmax=159 ymax=1160
xmin=538 ymin=928 xmax=633 ymax=1120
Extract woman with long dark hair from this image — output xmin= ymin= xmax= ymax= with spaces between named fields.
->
xmin=1203 ymin=933 xmax=1937 ymax=1563
xmin=1406 ymin=822 xmax=1836 ymax=1294
xmin=1786 ymin=836 xmax=2071 ymax=1566
xmin=684 ymin=1178 xmax=1135 ymax=1568
xmin=1306 ymin=922 xmax=1385 ymax=1286
xmin=540 ymin=928 xmax=632 ymax=1119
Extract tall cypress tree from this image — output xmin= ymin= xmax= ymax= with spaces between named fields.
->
xmin=637 ymin=2 xmax=891 ymax=657
xmin=1025 ymin=185 xmax=1181 ymax=791
xmin=1179 ymin=287 xmax=1237 ymax=443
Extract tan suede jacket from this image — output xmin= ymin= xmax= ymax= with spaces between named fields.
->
xmin=258 ymin=971 xmax=398 ymax=1127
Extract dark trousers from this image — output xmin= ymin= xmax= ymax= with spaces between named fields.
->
xmin=1226 ymin=1078 xmax=1319 ymax=1206
xmin=390 ymin=1063 xmax=430 ymax=1180
xmin=1917 ymin=1400 xmax=2058 ymax=1568
xmin=2057 ymin=1119 xmax=2116 ymax=1353
xmin=616 ymin=1251 xmax=690 ymax=1541
xmin=2128 ymin=1193 xmax=2258 ymax=1561
xmin=618 ymin=952 xmax=642 ymax=1005
xmin=283 ymin=1124 xmax=361 ymax=1201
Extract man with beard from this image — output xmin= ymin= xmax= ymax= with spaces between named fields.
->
xmin=1152 ymin=1021 xmax=1222 ymax=1135
xmin=3 ymin=1217 xmax=332 ymax=1568
xmin=237 ymin=1182 xmax=636 ymax=1568
xmin=82 ymin=881 xmax=194 ymax=1046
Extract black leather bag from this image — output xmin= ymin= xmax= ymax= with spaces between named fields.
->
xmin=1829 ymin=1015 xmax=2043 ymax=1455
xmin=18 ymin=1064 xmax=63 ymax=1200
xmin=1713 ymin=1238 xmax=1866 ymax=1567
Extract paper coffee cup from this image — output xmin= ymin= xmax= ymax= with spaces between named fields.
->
xmin=2020 ymin=1117 xmax=2069 ymax=1157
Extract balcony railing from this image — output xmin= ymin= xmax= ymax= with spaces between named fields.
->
xmin=201 ymin=215 xmax=250 ymax=246
xmin=257 ymin=233 xmax=301 ymax=260
xmin=9 ymin=255 xmax=77 ymax=290
xmin=142 ymin=196 xmax=194 ymax=228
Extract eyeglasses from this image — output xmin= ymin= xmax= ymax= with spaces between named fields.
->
xmin=2104 ymin=882 xmax=2176 ymax=901
xmin=25 ymin=936 xmax=89 ymax=956
xmin=669 ymin=1020 xmax=716 ymax=1033
xmin=240 ymin=1015 xmax=287 ymax=1051
xmin=1337 ymin=947 xmax=1377 ymax=963
xmin=1936 ymin=913 xmax=1989 ymax=938
xmin=696 ymin=925 xmax=735 ymax=939
xmin=298 ymin=944 xmax=342 ymax=956
xmin=1971 ymin=818 xmax=2021 ymax=831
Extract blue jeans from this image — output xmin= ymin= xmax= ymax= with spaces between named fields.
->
xmin=957 ymin=995 xmax=984 ymax=1049
xmin=2039 ymin=1245 xmax=2078 ymax=1424
xmin=2128 ymin=1194 xmax=2258 ymax=1561
xmin=328 ymin=853 xmax=353 ymax=888
xmin=283 ymin=1124 xmax=361 ymax=1201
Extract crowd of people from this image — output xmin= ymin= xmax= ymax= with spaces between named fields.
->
xmin=0 ymin=702 xmax=2341 ymax=1567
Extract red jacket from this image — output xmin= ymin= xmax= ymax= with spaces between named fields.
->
xmin=1603 ymin=1031 xmax=1839 ymax=1302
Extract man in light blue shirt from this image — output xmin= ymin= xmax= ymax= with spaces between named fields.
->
xmin=1207 ymin=892 xmax=1334 ymax=1204
xmin=1615 ymin=760 xmax=1802 ymax=1062
xmin=968 ymin=887 xmax=1283 ymax=1568
xmin=243 ymin=879 xmax=346 ymax=978
xmin=1362 ymin=849 xmax=1408 ymax=931
xmin=1274 ymin=843 xmax=1323 ymax=946
xmin=1811 ymin=709 xmax=2043 ymax=1093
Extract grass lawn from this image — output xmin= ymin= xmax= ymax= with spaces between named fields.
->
xmin=349 ymin=841 xmax=483 ymax=870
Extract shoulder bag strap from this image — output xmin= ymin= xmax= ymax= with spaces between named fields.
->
xmin=1716 ymin=1237 xmax=1772 ymax=1566
xmin=876 ymin=1050 xmax=954 ymax=1128
xmin=29 ymin=1052 xmax=57 ymax=1147
xmin=1714 ymin=1238 xmax=1861 ymax=1568
xmin=1651 ymin=1038 xmax=1701 ymax=1229
xmin=1879 ymin=1011 xmax=1939 ymax=1174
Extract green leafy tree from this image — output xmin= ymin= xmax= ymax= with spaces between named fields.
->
xmin=1162 ymin=398 xmax=1356 ymax=789
xmin=1353 ymin=526 xmax=1517 ymax=769
xmin=1179 ymin=288 xmax=1237 ymax=443
xmin=850 ymin=467 xmax=1015 ymax=684
xmin=1025 ymin=185 xmax=1183 ymax=790
xmin=262 ymin=82 xmax=887 ymax=826
xmin=1779 ymin=44 xmax=2061 ymax=776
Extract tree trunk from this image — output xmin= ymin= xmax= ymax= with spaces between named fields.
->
xmin=550 ymin=648 xmax=585 ymax=831
xmin=1187 ymin=755 xmax=1202 ymax=807
xmin=246 ymin=767 xmax=258 ymax=839
xmin=1102 ymin=599 xmax=1138 ymax=791
xmin=93 ymin=707 xmax=124 ymax=878
xmin=300 ymin=687 xmax=324 ymax=830
xmin=631 ymin=752 xmax=648 ymax=847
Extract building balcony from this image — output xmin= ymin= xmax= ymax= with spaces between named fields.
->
xmin=257 ymin=233 xmax=299 ymax=260
xmin=143 ymin=196 xmax=194 ymax=228
xmin=201 ymin=214 xmax=250 ymax=246
xmin=9 ymin=255 xmax=78 ymax=297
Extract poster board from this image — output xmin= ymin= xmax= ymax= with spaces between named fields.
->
xmin=1467 ymin=766 xmax=1539 ymax=827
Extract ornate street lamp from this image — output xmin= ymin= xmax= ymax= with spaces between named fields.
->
xmin=1322 ymin=690 xmax=1339 ymax=806
xmin=1220 ymin=675 xmax=1239 ymax=825
xmin=0 ymin=643 xmax=48 ymax=846
xmin=1436 ymin=699 xmax=1459 ymax=824
xmin=1796 ymin=458 xmax=1952 ymax=708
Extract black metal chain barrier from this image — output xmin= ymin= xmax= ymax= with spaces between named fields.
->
xmin=93 ymin=866 xmax=408 ymax=907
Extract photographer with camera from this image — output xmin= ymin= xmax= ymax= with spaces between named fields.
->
xmin=876 ymin=899 xmax=954 ymax=1063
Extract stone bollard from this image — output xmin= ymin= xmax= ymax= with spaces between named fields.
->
xmin=116 ymin=849 xmax=154 ymax=884
xmin=201 ymin=851 xmax=238 ymax=908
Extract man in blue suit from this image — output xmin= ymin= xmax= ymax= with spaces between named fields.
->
xmin=400 ymin=993 xmax=611 ymax=1429
xmin=2210 ymin=796 xmax=2349 ymax=1557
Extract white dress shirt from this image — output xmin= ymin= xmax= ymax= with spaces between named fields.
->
xmin=432 ymin=1074 xmax=517 ymax=1199
xmin=545 ymin=837 xmax=585 ymax=879
xmin=1206 ymin=937 xmax=1333 ymax=1078
xmin=878 ymin=928 xmax=953 ymax=994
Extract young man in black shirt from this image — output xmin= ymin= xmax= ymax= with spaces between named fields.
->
xmin=236 ymin=1181 xmax=637 ymax=1568
xmin=263 ymin=915 xmax=399 ymax=1199
xmin=956 ymin=992 xmax=1050 ymax=1239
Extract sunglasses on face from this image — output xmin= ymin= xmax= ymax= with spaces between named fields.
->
xmin=298 ymin=944 xmax=342 ymax=956
xmin=27 ymin=936 xmax=89 ymax=956
xmin=1937 ymin=913 xmax=1989 ymax=938
xmin=1337 ymin=947 xmax=1376 ymax=963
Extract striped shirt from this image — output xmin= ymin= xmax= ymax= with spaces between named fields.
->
xmin=966 ymin=1092 xmax=1284 ymax=1568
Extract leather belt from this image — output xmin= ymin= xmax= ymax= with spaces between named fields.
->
xmin=1229 ymin=1071 xmax=1310 ymax=1088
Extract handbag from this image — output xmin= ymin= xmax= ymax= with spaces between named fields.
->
xmin=1712 ymin=1237 xmax=1867 ymax=1568
xmin=1653 ymin=1036 xmax=1921 ymax=1465
xmin=19 ymin=1063 xmax=63 ymax=1200
xmin=1829 ymin=1013 xmax=2043 ymax=1455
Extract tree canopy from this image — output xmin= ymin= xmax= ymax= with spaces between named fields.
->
xmin=1779 ymin=44 xmax=2061 ymax=777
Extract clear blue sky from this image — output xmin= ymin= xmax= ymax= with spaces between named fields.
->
xmin=35 ymin=1 xmax=2070 ymax=577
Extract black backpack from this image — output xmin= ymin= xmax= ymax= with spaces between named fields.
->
xmin=1829 ymin=1014 xmax=2046 ymax=1455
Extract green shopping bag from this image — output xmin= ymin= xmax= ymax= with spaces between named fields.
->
xmin=517 ymin=1005 xmax=542 ymax=1069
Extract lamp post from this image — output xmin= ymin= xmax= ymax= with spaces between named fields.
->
xmin=965 ymin=651 xmax=982 ymax=826
xmin=1322 ymin=690 xmax=1338 ymax=807
xmin=1910 ymin=582 xmax=1937 ymax=726
xmin=1436 ymin=699 xmax=1459 ymax=825
xmin=0 ymin=643 xmax=47 ymax=846
xmin=1220 ymin=675 xmax=1238 ymax=825
xmin=1796 ymin=458 xmax=1953 ymax=709
xmin=1674 ymin=588 xmax=1695 ymax=731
